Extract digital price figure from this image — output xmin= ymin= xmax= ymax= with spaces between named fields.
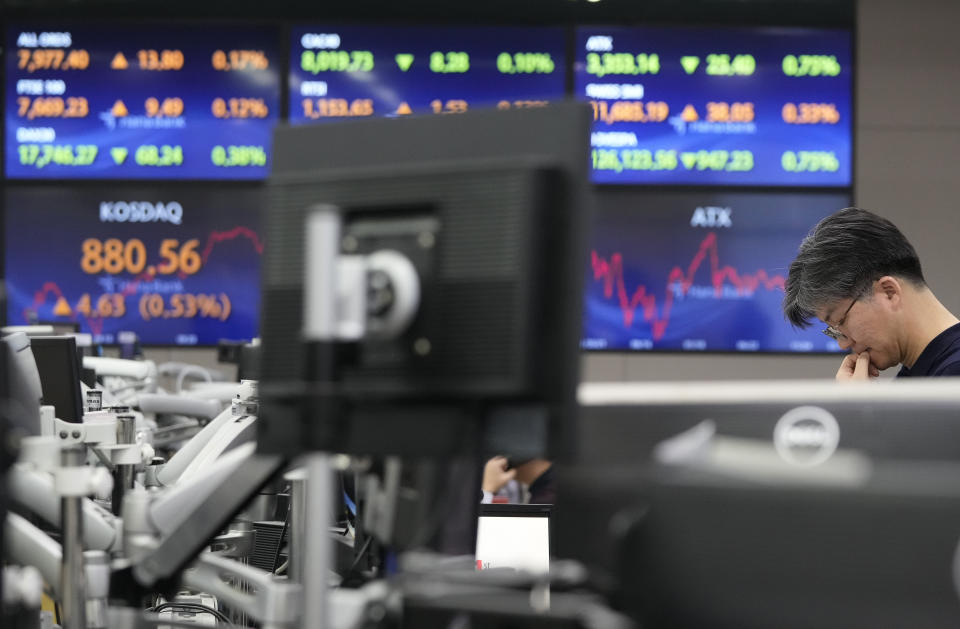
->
xmin=136 ymin=49 xmax=184 ymax=71
xmin=211 ymin=49 xmax=269 ymax=71
xmin=576 ymin=26 xmax=852 ymax=186
xmin=4 ymin=186 xmax=262 ymax=346
xmin=782 ymin=54 xmax=841 ymax=77
xmin=582 ymin=190 xmax=852 ymax=353
xmin=301 ymin=98 xmax=374 ymax=119
xmin=288 ymin=25 xmax=566 ymax=123
xmin=17 ymin=48 xmax=90 ymax=72
xmin=592 ymin=148 xmax=754 ymax=174
xmin=4 ymin=24 xmax=281 ymax=179
xmin=585 ymin=52 xmax=662 ymax=77
xmin=18 ymin=144 xmax=98 ymax=168
xmin=16 ymin=96 xmax=89 ymax=120
xmin=210 ymin=145 xmax=267 ymax=168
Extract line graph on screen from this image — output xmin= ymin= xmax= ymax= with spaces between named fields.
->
xmin=590 ymin=232 xmax=786 ymax=341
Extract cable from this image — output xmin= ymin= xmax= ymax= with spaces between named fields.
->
xmin=174 ymin=365 xmax=213 ymax=393
xmin=148 ymin=602 xmax=233 ymax=626
xmin=271 ymin=501 xmax=291 ymax=574
xmin=341 ymin=475 xmax=357 ymax=519
xmin=407 ymin=458 xmax=474 ymax=550
xmin=348 ymin=536 xmax=374 ymax=573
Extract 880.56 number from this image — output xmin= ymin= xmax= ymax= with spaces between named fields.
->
xmin=81 ymin=238 xmax=202 ymax=275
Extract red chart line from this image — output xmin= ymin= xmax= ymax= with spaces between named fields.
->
xmin=200 ymin=226 xmax=264 ymax=264
xmin=26 ymin=282 xmax=105 ymax=335
xmin=590 ymin=232 xmax=786 ymax=341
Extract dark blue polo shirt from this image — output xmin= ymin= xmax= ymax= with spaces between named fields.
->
xmin=897 ymin=322 xmax=960 ymax=377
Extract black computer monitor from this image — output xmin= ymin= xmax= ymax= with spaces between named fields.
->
xmin=217 ymin=339 xmax=261 ymax=381
xmin=555 ymin=379 xmax=960 ymax=628
xmin=611 ymin=466 xmax=960 ymax=629
xmin=573 ymin=379 xmax=960 ymax=465
xmin=238 ymin=343 xmax=260 ymax=382
xmin=259 ymin=102 xmax=591 ymax=460
xmin=0 ymin=332 xmax=43 ymax=435
xmin=80 ymin=367 xmax=98 ymax=389
xmin=29 ymin=336 xmax=84 ymax=423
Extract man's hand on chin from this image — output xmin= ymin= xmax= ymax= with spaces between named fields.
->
xmin=836 ymin=351 xmax=881 ymax=381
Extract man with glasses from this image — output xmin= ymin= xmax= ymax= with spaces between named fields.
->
xmin=783 ymin=207 xmax=960 ymax=381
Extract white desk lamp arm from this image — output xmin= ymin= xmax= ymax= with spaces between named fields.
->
xmin=148 ymin=442 xmax=257 ymax=538
xmin=8 ymin=465 xmax=120 ymax=552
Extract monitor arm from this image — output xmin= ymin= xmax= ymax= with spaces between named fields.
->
xmin=136 ymin=393 xmax=222 ymax=421
xmin=9 ymin=435 xmax=120 ymax=552
xmin=154 ymin=380 xmax=258 ymax=487
xmin=115 ymin=443 xmax=286 ymax=600
xmin=5 ymin=513 xmax=110 ymax=610
xmin=83 ymin=357 xmax=156 ymax=381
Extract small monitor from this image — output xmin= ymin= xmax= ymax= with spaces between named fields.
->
xmin=80 ymin=367 xmax=98 ymax=389
xmin=29 ymin=336 xmax=84 ymax=424
xmin=239 ymin=343 xmax=261 ymax=382
xmin=217 ymin=339 xmax=261 ymax=381
xmin=475 ymin=504 xmax=550 ymax=576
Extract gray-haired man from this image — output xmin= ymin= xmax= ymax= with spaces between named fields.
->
xmin=783 ymin=207 xmax=960 ymax=380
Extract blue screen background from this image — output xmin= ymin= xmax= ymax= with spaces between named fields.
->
xmin=4 ymin=24 xmax=281 ymax=180
xmin=4 ymin=185 xmax=262 ymax=345
xmin=289 ymin=25 xmax=567 ymax=123
xmin=1 ymin=22 xmax=856 ymax=354
xmin=575 ymin=26 xmax=852 ymax=186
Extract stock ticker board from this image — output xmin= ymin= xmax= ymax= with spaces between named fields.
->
xmin=289 ymin=26 xmax=567 ymax=123
xmin=582 ymin=190 xmax=851 ymax=353
xmin=4 ymin=186 xmax=262 ymax=346
xmin=4 ymin=25 xmax=281 ymax=179
xmin=576 ymin=26 xmax=852 ymax=186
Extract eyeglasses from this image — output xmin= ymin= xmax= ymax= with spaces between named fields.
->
xmin=822 ymin=298 xmax=858 ymax=341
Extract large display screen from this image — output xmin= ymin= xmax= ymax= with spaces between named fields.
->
xmin=576 ymin=26 xmax=852 ymax=186
xmin=4 ymin=186 xmax=262 ymax=346
xmin=5 ymin=25 xmax=281 ymax=180
xmin=583 ymin=190 xmax=851 ymax=353
xmin=288 ymin=25 xmax=566 ymax=123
